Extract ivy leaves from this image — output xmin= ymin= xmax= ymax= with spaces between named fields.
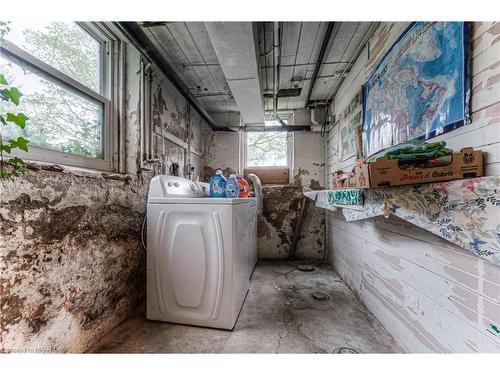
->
xmin=0 ymin=74 xmax=23 ymax=105
xmin=6 ymin=112 xmax=28 ymax=128
xmin=1 ymin=86 xmax=22 ymax=105
xmin=2 ymin=136 xmax=30 ymax=152
xmin=0 ymin=72 xmax=30 ymax=178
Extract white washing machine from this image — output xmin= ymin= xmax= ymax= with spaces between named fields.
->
xmin=147 ymin=175 xmax=258 ymax=330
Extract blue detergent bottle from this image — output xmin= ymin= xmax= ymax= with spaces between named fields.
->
xmin=225 ymin=174 xmax=241 ymax=198
xmin=210 ymin=170 xmax=227 ymax=198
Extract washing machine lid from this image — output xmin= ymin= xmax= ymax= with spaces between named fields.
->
xmin=148 ymin=197 xmax=257 ymax=205
xmin=148 ymin=175 xmax=256 ymax=205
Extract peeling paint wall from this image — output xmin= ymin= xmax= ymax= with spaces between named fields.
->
xmin=124 ymin=47 xmax=143 ymax=176
xmin=150 ymin=70 xmax=211 ymax=180
xmin=203 ymin=131 xmax=239 ymax=180
xmin=190 ymin=111 xmax=210 ymax=180
xmin=293 ymin=133 xmax=325 ymax=190
xmin=258 ymin=184 xmax=324 ymax=259
xmin=205 ymin=131 xmax=325 ymax=259
xmin=1 ymin=26 xmax=210 ymax=353
xmin=326 ymin=22 xmax=500 ymax=352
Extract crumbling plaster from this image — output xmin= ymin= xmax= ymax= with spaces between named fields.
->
xmin=0 ymin=166 xmax=149 ymax=353
xmin=150 ymin=69 xmax=211 ymax=180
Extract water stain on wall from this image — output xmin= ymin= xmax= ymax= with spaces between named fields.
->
xmin=152 ymin=82 xmax=187 ymax=141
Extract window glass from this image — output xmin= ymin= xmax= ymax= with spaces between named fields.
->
xmin=1 ymin=54 xmax=104 ymax=158
xmin=246 ymin=132 xmax=287 ymax=167
xmin=3 ymin=22 xmax=101 ymax=92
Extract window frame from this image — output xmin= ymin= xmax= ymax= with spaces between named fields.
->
xmin=243 ymin=130 xmax=290 ymax=168
xmin=242 ymin=130 xmax=293 ymax=185
xmin=0 ymin=22 xmax=119 ymax=171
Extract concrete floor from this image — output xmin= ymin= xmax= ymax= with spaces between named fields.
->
xmin=90 ymin=261 xmax=403 ymax=353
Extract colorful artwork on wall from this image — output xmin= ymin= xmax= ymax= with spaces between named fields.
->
xmin=363 ymin=22 xmax=471 ymax=156
xmin=339 ymin=89 xmax=363 ymax=161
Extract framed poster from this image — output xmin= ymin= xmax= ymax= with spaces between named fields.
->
xmin=363 ymin=22 xmax=471 ymax=156
xmin=339 ymin=89 xmax=363 ymax=161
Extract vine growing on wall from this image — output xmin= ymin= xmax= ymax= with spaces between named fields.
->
xmin=0 ymin=21 xmax=30 ymax=178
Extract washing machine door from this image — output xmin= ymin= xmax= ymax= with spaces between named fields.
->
xmin=147 ymin=203 xmax=231 ymax=326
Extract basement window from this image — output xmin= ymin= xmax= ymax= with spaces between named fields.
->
xmin=0 ymin=22 xmax=117 ymax=171
xmin=246 ymin=132 xmax=287 ymax=167
xmin=244 ymin=131 xmax=290 ymax=185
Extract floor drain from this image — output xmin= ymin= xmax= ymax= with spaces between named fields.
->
xmin=310 ymin=291 xmax=329 ymax=301
xmin=297 ymin=264 xmax=315 ymax=272
xmin=332 ymin=346 xmax=359 ymax=354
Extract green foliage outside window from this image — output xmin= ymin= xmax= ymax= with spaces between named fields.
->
xmin=246 ymin=132 xmax=288 ymax=167
xmin=0 ymin=22 xmax=30 ymax=178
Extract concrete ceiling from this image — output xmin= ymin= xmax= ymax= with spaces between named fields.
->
xmin=310 ymin=22 xmax=373 ymax=101
xmin=140 ymin=21 xmax=375 ymax=128
xmin=259 ymin=22 xmax=374 ymax=113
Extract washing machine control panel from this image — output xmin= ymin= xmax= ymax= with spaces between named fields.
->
xmin=150 ymin=175 xmax=210 ymax=198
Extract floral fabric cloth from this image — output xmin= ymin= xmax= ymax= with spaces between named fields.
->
xmin=305 ymin=176 xmax=500 ymax=266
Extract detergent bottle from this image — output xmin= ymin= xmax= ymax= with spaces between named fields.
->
xmin=236 ymin=174 xmax=250 ymax=198
xmin=224 ymin=174 xmax=241 ymax=198
xmin=210 ymin=170 xmax=227 ymax=198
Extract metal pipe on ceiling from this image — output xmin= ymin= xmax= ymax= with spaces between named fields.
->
xmin=194 ymin=91 xmax=232 ymax=98
xmin=261 ymin=23 xmax=270 ymax=94
xmin=114 ymin=22 xmax=232 ymax=132
xmin=181 ymin=62 xmax=220 ymax=68
xmin=304 ymin=22 xmax=336 ymax=108
xmin=272 ymin=22 xmax=288 ymax=127
xmin=273 ymin=21 xmax=280 ymax=120
xmin=244 ymin=125 xmax=311 ymax=132
xmin=260 ymin=61 xmax=353 ymax=69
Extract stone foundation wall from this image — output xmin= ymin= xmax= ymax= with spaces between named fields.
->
xmin=0 ymin=165 xmax=149 ymax=353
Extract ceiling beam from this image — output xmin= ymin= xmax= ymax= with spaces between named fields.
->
xmin=205 ymin=22 xmax=265 ymax=126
